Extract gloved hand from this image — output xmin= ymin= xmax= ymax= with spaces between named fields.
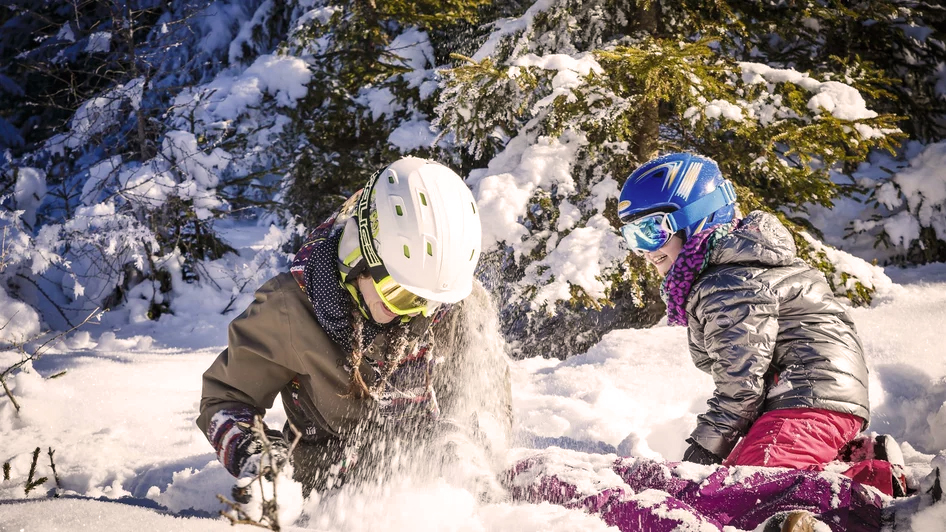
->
xmin=230 ymin=428 xmax=290 ymax=504
xmin=682 ymin=438 xmax=723 ymax=465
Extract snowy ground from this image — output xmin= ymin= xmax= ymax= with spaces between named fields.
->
xmin=2 ymin=225 xmax=946 ymax=531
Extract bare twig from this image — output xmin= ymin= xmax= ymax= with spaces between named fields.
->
xmin=48 ymin=447 xmax=62 ymax=492
xmin=1 ymin=379 xmax=20 ymax=412
xmin=215 ymin=496 xmax=273 ymax=529
xmin=0 ymin=225 xmax=9 ymax=272
xmin=1 ymin=307 xmax=101 ymax=412
xmin=218 ymin=417 xmax=301 ymax=531
xmin=13 ymin=273 xmax=75 ymax=329
xmin=220 ymin=259 xmax=268 ymax=315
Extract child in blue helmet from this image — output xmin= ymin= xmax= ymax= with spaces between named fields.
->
xmin=617 ymin=152 xmax=906 ymax=498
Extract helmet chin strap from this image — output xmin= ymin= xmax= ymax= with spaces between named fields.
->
xmin=341 ymin=278 xmax=372 ymax=320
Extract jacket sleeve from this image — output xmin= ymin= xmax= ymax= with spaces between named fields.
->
xmin=197 ymin=275 xmax=308 ymax=437
xmin=687 ymin=327 xmax=714 ymax=375
xmin=687 ymin=276 xmax=780 ymax=458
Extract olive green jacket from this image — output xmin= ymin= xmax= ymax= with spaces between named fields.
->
xmin=197 ymin=273 xmax=510 ymax=443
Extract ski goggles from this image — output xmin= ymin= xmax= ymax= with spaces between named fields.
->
xmin=620 ymin=212 xmax=678 ymax=254
xmin=370 ymin=274 xmax=440 ymax=316
xmin=355 ymin=170 xmax=441 ymax=317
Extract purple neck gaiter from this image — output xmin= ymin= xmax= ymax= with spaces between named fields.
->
xmin=660 ymin=220 xmax=740 ymax=326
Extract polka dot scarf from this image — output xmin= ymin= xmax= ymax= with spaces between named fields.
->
xmin=660 ymin=219 xmax=740 ymax=326
xmin=291 ymin=223 xmax=384 ymax=353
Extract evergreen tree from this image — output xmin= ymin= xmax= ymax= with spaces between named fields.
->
xmin=282 ymin=0 xmax=490 ymax=226
xmin=1 ymin=0 xmax=943 ymax=356
xmin=435 ymin=0 xmax=935 ymax=358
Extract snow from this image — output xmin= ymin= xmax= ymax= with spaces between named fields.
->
xmin=194 ymin=1 xmax=257 ymax=55
xmin=803 ymin=141 xmax=946 ymax=264
xmin=525 ymin=214 xmax=627 ymax=308
xmin=1 ymin=498 xmax=237 ymax=531
xmin=56 ymin=23 xmax=75 ymax=43
xmin=358 ymin=87 xmax=399 ymax=121
xmin=2 ymin=220 xmax=945 ymax=531
xmin=86 ymin=32 xmax=112 ymax=53
xmin=384 ymin=28 xmax=435 ymax=89
xmin=46 ymin=78 xmax=145 ymax=153
xmin=13 ymin=167 xmax=46 ymax=228
xmin=469 ymin=130 xmax=586 ymax=253
xmin=181 ymin=53 xmax=312 ymax=125
xmin=878 ymin=141 xmax=946 ymax=242
xmin=472 ymin=0 xmax=559 ymax=62
xmin=389 ymin=118 xmax=437 ymax=151
xmin=512 ymin=53 xmax=603 ymax=79
xmin=243 ymin=55 xmax=313 ymax=108
xmin=81 ymin=156 xmax=122 ymax=205
xmin=512 ymin=53 xmax=603 ymax=113
xmin=0 ymin=286 xmax=41 ymax=344
xmin=740 ymin=63 xmax=875 ymax=120
xmin=229 ymin=1 xmax=275 ymax=66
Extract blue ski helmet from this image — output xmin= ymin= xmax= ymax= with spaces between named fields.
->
xmin=618 ymin=153 xmax=737 ymax=243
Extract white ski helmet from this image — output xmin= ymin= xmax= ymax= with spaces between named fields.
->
xmin=339 ymin=157 xmax=482 ymax=311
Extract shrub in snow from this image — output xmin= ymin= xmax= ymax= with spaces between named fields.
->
xmin=0 ymin=0 xmax=301 ymax=328
xmin=0 ymin=287 xmax=41 ymax=345
xmin=853 ymin=141 xmax=946 ymax=265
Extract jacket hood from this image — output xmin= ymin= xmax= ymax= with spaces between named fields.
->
xmin=710 ymin=211 xmax=797 ymax=268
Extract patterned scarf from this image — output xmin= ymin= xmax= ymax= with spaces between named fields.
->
xmin=660 ymin=219 xmax=740 ymax=326
xmin=290 ymin=217 xmax=385 ymax=353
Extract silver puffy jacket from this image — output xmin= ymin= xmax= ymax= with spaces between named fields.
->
xmin=686 ymin=211 xmax=869 ymax=458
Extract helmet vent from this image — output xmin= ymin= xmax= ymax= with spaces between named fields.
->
xmin=395 ymin=205 xmax=403 ymax=216
xmin=419 ymin=192 xmax=427 ymax=206
xmin=426 ymin=242 xmax=433 ymax=256
xmin=469 ymin=249 xmax=475 ymax=261
xmin=471 ymin=202 xmax=476 ymax=214
xmin=403 ymin=245 xmax=411 ymax=258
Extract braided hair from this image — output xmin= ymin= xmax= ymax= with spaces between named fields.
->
xmin=344 ymin=311 xmax=433 ymax=400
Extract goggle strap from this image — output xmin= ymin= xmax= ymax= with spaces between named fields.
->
xmin=356 ymin=168 xmax=390 ymax=283
xmin=368 ymin=263 xmax=389 ymax=284
xmin=669 ymin=180 xmax=736 ymax=231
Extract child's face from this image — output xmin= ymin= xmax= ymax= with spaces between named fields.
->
xmin=355 ymin=275 xmax=400 ymax=324
xmin=355 ymin=275 xmax=422 ymax=324
xmin=644 ymin=234 xmax=684 ymax=277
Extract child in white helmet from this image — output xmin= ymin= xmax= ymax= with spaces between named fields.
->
xmin=197 ymin=157 xmax=510 ymax=499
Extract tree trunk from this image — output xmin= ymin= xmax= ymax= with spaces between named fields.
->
xmin=116 ymin=2 xmax=152 ymax=160
xmin=631 ymin=2 xmax=659 ymax=163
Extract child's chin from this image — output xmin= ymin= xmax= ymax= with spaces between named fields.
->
xmin=369 ymin=304 xmax=398 ymax=324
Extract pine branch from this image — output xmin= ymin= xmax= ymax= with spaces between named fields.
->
xmin=24 ymin=447 xmax=48 ymax=495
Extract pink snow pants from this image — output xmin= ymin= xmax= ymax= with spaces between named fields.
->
xmin=723 ymin=408 xmax=894 ymax=496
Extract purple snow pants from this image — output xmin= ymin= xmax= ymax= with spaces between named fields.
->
xmin=504 ymin=451 xmax=885 ymax=532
